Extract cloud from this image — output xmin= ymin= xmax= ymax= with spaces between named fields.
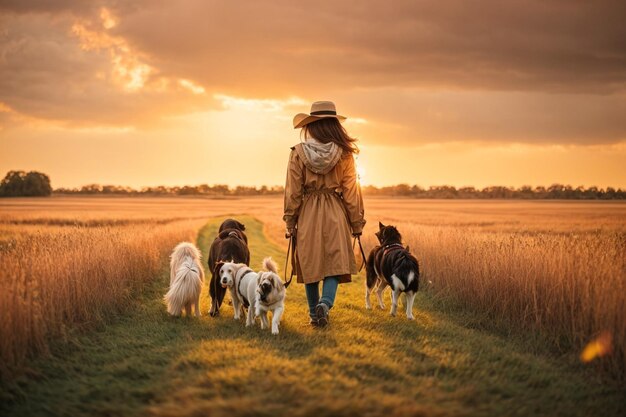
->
xmin=1 ymin=0 xmax=625 ymax=145
xmin=111 ymin=0 xmax=626 ymax=95
xmin=336 ymin=89 xmax=626 ymax=145
xmin=0 ymin=9 xmax=216 ymax=127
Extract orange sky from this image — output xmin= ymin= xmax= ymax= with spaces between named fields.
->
xmin=1 ymin=1 xmax=625 ymax=189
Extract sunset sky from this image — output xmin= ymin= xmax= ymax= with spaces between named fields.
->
xmin=1 ymin=0 xmax=625 ymax=189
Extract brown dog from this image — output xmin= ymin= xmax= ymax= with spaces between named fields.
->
xmin=208 ymin=219 xmax=250 ymax=316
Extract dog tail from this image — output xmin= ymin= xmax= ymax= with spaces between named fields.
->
xmin=395 ymin=251 xmax=420 ymax=289
xmin=262 ymin=257 xmax=278 ymax=273
xmin=171 ymin=242 xmax=202 ymax=264
xmin=164 ymin=257 xmax=203 ymax=315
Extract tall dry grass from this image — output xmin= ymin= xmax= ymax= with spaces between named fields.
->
xmin=0 ymin=219 xmax=203 ymax=380
xmin=1 ymin=196 xmax=624 ymax=381
xmin=359 ymin=222 xmax=626 ymax=379
xmin=259 ymin=197 xmax=626 ymax=378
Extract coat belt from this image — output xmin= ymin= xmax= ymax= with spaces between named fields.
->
xmin=303 ymin=187 xmax=340 ymax=195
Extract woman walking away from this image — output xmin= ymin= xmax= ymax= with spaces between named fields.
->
xmin=284 ymin=101 xmax=366 ymax=327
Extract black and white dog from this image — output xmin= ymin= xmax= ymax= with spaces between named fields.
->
xmin=365 ymin=222 xmax=419 ymax=319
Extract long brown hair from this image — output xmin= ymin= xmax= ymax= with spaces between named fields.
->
xmin=301 ymin=118 xmax=359 ymax=154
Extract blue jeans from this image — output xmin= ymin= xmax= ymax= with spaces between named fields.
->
xmin=305 ymin=276 xmax=340 ymax=319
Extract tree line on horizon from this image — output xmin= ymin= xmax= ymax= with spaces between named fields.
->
xmin=361 ymin=184 xmax=626 ymax=200
xmin=55 ymin=183 xmax=626 ymax=200
xmin=1 ymin=171 xmax=624 ymax=199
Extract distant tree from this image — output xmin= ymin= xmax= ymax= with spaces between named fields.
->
xmin=517 ymin=185 xmax=533 ymax=199
xmin=211 ymin=184 xmax=230 ymax=195
xmin=0 ymin=170 xmax=52 ymax=197
xmin=605 ymin=187 xmax=617 ymax=199
xmin=197 ymin=184 xmax=211 ymax=194
xmin=429 ymin=185 xmax=458 ymax=199
xmin=79 ymin=184 xmax=103 ymax=194
xmin=482 ymin=186 xmax=514 ymax=199
xmin=458 ymin=186 xmax=477 ymax=198
xmin=547 ymin=183 xmax=566 ymax=199
xmin=393 ymin=184 xmax=412 ymax=196
xmin=178 ymin=185 xmax=200 ymax=195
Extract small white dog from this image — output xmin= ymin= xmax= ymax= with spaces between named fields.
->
xmin=255 ymin=258 xmax=286 ymax=335
xmin=217 ymin=257 xmax=286 ymax=334
xmin=164 ymin=242 xmax=204 ymax=317
xmin=217 ymin=260 xmax=259 ymax=326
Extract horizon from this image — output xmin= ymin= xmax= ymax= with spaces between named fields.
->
xmin=48 ymin=180 xmax=625 ymax=192
xmin=1 ymin=1 xmax=625 ymax=188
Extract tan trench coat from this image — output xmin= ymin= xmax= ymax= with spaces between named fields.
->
xmin=283 ymin=143 xmax=366 ymax=284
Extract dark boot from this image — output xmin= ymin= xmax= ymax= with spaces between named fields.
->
xmin=315 ymin=303 xmax=330 ymax=327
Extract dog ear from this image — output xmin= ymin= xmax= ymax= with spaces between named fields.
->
xmin=214 ymin=261 xmax=225 ymax=277
xmin=379 ymin=221 xmax=385 ymax=230
xmin=406 ymin=245 xmax=411 ymax=253
xmin=236 ymin=220 xmax=246 ymax=231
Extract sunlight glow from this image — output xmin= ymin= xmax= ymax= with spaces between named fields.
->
xmin=100 ymin=8 xmax=118 ymax=29
xmin=355 ymin=155 xmax=367 ymax=185
xmin=179 ymin=79 xmax=206 ymax=95
xmin=71 ymin=22 xmax=153 ymax=92
xmin=111 ymin=54 xmax=152 ymax=92
xmin=214 ymin=94 xmax=306 ymax=112
xmin=72 ymin=20 xmax=208 ymax=96
xmin=581 ymin=331 xmax=612 ymax=363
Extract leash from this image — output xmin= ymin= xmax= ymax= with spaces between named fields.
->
xmin=353 ymin=234 xmax=367 ymax=272
xmin=334 ymin=186 xmax=366 ymax=273
xmin=283 ymin=232 xmax=296 ymax=288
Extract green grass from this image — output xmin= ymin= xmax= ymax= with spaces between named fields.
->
xmin=1 ymin=215 xmax=624 ymax=417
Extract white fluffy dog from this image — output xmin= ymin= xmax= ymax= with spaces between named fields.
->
xmin=217 ymin=257 xmax=286 ymax=334
xmin=255 ymin=258 xmax=286 ymax=335
xmin=164 ymin=242 xmax=204 ymax=317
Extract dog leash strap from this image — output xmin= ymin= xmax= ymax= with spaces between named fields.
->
xmin=284 ymin=236 xmax=291 ymax=283
xmin=356 ymin=235 xmax=367 ymax=272
xmin=288 ymin=235 xmax=296 ymax=288
xmin=284 ymin=235 xmax=295 ymax=288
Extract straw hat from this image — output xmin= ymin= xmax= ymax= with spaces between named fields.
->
xmin=293 ymin=101 xmax=347 ymax=129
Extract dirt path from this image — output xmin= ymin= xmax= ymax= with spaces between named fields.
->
xmin=2 ymin=216 xmax=624 ymax=417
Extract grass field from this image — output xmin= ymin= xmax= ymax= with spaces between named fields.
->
xmin=2 ymin=215 xmax=625 ymax=417
xmin=1 ymin=197 xmax=625 ymax=416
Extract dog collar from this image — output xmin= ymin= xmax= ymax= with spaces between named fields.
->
xmin=384 ymin=243 xmax=404 ymax=250
xmin=383 ymin=243 xmax=404 ymax=254
xmin=259 ymin=298 xmax=282 ymax=308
